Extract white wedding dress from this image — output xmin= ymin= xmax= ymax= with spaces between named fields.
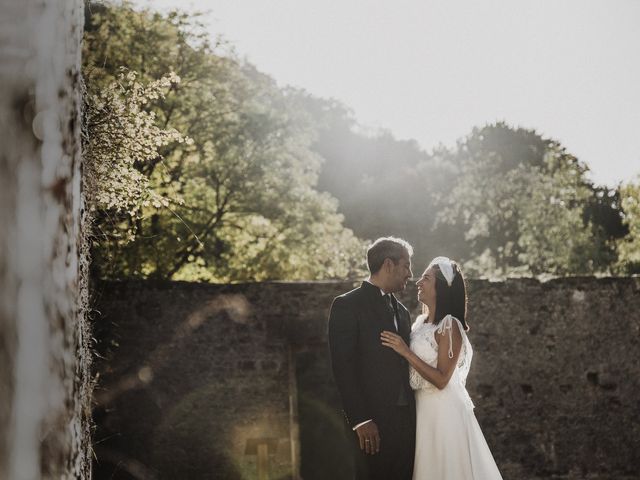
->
xmin=409 ymin=314 xmax=503 ymax=480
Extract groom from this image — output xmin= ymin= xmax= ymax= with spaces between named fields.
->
xmin=328 ymin=237 xmax=415 ymax=480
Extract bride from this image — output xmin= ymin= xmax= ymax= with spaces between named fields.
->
xmin=381 ymin=256 xmax=503 ymax=479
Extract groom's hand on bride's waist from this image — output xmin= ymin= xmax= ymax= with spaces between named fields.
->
xmin=355 ymin=421 xmax=380 ymax=455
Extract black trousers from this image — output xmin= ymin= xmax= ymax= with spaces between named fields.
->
xmin=349 ymin=406 xmax=415 ymax=480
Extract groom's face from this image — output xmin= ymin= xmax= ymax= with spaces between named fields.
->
xmin=388 ymin=253 xmax=412 ymax=292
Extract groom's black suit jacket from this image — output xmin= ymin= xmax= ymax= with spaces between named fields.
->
xmin=328 ymin=281 xmax=414 ymax=429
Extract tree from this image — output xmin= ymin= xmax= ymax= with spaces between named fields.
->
xmin=617 ymin=179 xmax=640 ymax=274
xmin=436 ymin=123 xmax=620 ymax=277
xmin=304 ymin=92 xmax=628 ymax=276
xmin=297 ymin=92 xmax=459 ymax=270
xmin=83 ymin=2 xmax=365 ymax=281
xmin=513 ymin=165 xmax=613 ymax=275
xmin=308 ymin=110 xmax=627 ymax=277
xmin=84 ymin=69 xmax=189 ymax=243
xmin=84 ymin=3 xmax=631 ymax=281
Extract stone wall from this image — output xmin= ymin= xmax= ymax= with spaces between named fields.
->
xmin=92 ymin=277 xmax=640 ymax=480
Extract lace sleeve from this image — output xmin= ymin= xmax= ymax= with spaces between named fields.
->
xmin=436 ymin=314 xmax=461 ymax=358
xmin=436 ymin=315 xmax=473 ymax=386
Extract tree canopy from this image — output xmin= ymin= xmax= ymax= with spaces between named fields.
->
xmin=617 ymin=179 xmax=640 ymax=274
xmin=83 ymin=1 xmax=638 ymax=281
xmin=83 ymin=2 xmax=365 ymax=281
xmin=308 ymin=106 xmax=631 ymax=277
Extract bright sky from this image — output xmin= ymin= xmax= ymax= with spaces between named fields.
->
xmin=133 ymin=0 xmax=640 ymax=187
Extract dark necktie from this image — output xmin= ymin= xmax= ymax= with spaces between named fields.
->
xmin=384 ymin=295 xmax=409 ymax=406
xmin=384 ymin=294 xmax=398 ymax=331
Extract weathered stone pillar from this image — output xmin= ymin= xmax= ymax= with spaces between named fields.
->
xmin=0 ymin=0 xmax=91 ymax=478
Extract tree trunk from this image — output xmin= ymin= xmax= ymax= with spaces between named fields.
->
xmin=0 ymin=0 xmax=91 ymax=478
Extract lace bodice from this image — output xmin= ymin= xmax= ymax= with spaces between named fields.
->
xmin=409 ymin=314 xmax=475 ymax=408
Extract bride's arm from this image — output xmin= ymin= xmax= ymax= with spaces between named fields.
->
xmin=381 ymin=325 xmax=462 ymax=390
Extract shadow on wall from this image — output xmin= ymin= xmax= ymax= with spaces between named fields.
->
xmin=296 ymin=350 xmax=352 ymax=480
xmin=92 ymin=284 xmax=296 ymax=480
xmin=91 ymin=278 xmax=640 ymax=480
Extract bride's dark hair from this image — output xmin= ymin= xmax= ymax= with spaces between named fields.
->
xmin=423 ymin=260 xmax=469 ymax=331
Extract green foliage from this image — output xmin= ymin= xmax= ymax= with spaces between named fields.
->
xmin=83 ymin=2 xmax=365 ymax=281
xmin=435 ymin=124 xmax=618 ymax=277
xmin=310 ymin=114 xmax=629 ymax=277
xmin=84 ymin=70 xmax=189 ymax=242
xmin=508 ymin=165 xmax=610 ymax=275
xmin=617 ymin=179 xmax=640 ymax=274
xmin=84 ymin=2 xmax=635 ymax=281
xmin=299 ymin=91 xmax=454 ymax=270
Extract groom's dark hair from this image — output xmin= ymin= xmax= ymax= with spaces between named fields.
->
xmin=367 ymin=237 xmax=414 ymax=274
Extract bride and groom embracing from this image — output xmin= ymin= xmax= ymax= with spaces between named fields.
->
xmin=328 ymin=237 xmax=503 ymax=480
